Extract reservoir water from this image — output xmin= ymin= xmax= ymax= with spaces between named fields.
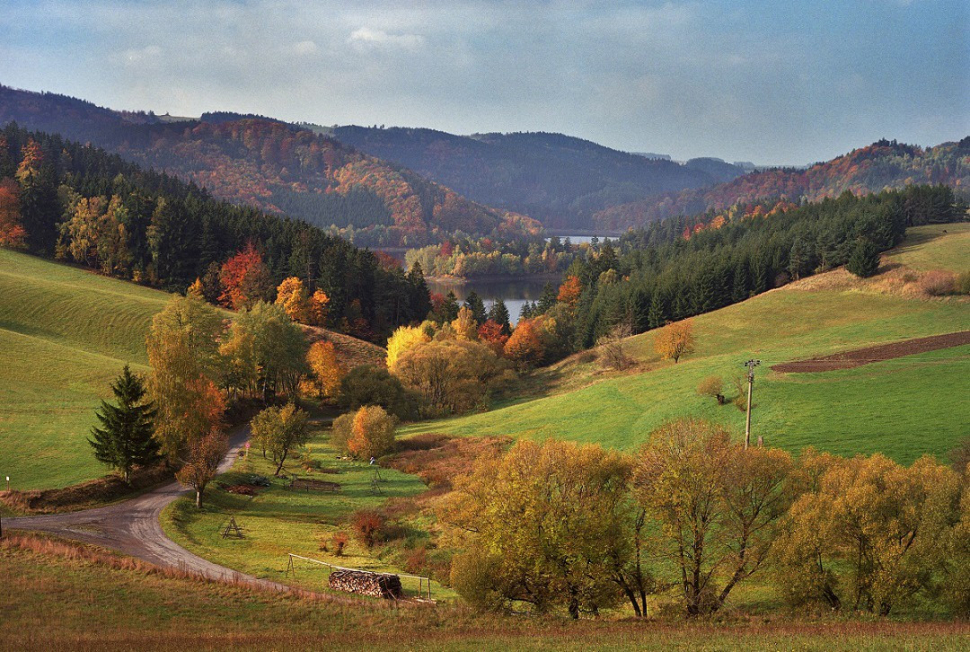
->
xmin=426 ymin=277 xmax=552 ymax=326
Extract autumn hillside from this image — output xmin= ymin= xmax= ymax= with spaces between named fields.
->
xmin=0 ymin=84 xmax=539 ymax=246
xmin=595 ymin=138 xmax=970 ymax=229
xmin=0 ymin=249 xmax=383 ymax=491
xmin=404 ymin=223 xmax=970 ymax=464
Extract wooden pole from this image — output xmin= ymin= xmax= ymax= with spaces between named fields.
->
xmin=743 ymin=359 xmax=760 ymax=449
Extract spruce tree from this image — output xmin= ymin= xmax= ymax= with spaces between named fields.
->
xmin=488 ymin=298 xmax=512 ymax=334
xmin=88 ymin=365 xmax=160 ymax=484
xmin=846 ymin=238 xmax=881 ymax=278
xmin=464 ymin=291 xmax=487 ymax=325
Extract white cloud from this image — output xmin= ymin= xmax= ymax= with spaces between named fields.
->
xmin=293 ymin=40 xmax=318 ymax=55
xmin=348 ymin=27 xmax=425 ymax=51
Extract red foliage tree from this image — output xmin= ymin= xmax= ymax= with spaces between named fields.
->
xmin=0 ymin=178 xmax=26 ymax=248
xmin=557 ymin=275 xmax=582 ymax=308
xmin=477 ymin=319 xmax=509 ymax=356
xmin=218 ymin=242 xmax=273 ymax=310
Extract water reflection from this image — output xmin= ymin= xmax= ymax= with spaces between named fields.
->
xmin=426 ymin=277 xmax=553 ymax=326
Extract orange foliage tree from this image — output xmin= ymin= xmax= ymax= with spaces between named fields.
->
xmin=307 ymin=340 xmax=345 ymax=399
xmin=219 ymin=243 xmax=273 ymax=310
xmin=557 ymin=275 xmax=582 ymax=308
xmin=654 ymin=319 xmax=695 ymax=363
xmin=276 ymin=276 xmax=311 ymax=322
xmin=0 ymin=178 xmax=25 ymax=248
xmin=504 ymin=317 xmax=546 ymax=365
xmin=308 ymin=289 xmax=330 ymax=326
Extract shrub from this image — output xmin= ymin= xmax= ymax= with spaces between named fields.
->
xmin=330 ymin=405 xmax=397 ymax=459
xmin=696 ymin=375 xmax=725 ymax=404
xmin=339 ymin=365 xmax=420 ymax=421
xmin=352 ymin=510 xmax=387 ymax=549
xmin=919 ymin=270 xmax=957 ymax=296
xmin=331 ymin=531 xmax=349 ymax=556
xmin=956 ymin=271 xmax=970 ymax=295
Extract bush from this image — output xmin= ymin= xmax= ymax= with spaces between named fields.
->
xmin=352 ymin=510 xmax=387 ymax=549
xmin=919 ymin=270 xmax=957 ymax=296
xmin=330 ymin=405 xmax=397 ymax=459
xmin=339 ymin=365 xmax=420 ymax=421
xmin=956 ymin=271 xmax=970 ymax=295
xmin=696 ymin=376 xmax=725 ymax=404
xmin=331 ymin=531 xmax=349 ymax=556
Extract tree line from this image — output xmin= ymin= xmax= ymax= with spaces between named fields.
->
xmin=522 ymin=185 xmax=964 ymax=354
xmin=0 ymin=124 xmax=430 ymax=341
xmin=441 ymin=419 xmax=970 ymax=619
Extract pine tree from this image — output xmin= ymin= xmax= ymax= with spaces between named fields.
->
xmin=464 ymin=291 xmax=487 ymax=325
xmin=537 ymin=282 xmax=558 ymax=314
xmin=488 ymin=298 xmax=511 ymax=334
xmin=846 ymin=238 xmax=881 ymax=278
xmin=647 ymin=290 xmax=667 ymax=329
xmin=88 ymin=365 xmax=160 ymax=484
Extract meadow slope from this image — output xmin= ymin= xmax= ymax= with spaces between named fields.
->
xmin=404 ymin=224 xmax=970 ymax=463
xmin=0 ymin=251 xmax=383 ymax=491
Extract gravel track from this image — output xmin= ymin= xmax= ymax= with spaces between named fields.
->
xmin=5 ymin=426 xmax=293 ymax=592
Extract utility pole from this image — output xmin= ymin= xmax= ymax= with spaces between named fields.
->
xmin=743 ymin=359 xmax=761 ymax=449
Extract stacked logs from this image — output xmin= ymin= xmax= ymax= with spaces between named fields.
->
xmin=329 ymin=570 xmax=404 ymax=599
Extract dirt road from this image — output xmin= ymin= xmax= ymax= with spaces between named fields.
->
xmin=4 ymin=426 xmax=292 ymax=592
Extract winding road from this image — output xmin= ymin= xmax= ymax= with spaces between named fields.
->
xmin=5 ymin=426 xmax=292 ymax=592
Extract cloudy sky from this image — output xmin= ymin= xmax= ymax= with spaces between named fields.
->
xmin=1 ymin=0 xmax=967 ymax=165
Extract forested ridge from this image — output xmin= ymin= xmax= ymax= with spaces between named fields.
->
xmin=517 ymin=185 xmax=965 ymax=356
xmin=0 ymin=85 xmax=538 ymax=246
xmin=0 ymin=124 xmax=431 ymax=341
xmin=595 ymin=138 xmax=970 ymax=229
xmin=330 ymin=126 xmax=729 ymax=229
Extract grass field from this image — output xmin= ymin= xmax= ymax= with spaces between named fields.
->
xmin=0 ymin=250 xmax=385 ymax=491
xmin=403 ymin=225 xmax=970 ymax=464
xmin=162 ymin=425 xmax=452 ymax=599
xmin=0 ymin=251 xmax=169 ymax=490
xmin=3 ymin=534 xmax=968 ymax=651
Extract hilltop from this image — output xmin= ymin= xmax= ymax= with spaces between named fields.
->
xmin=328 ymin=127 xmax=728 ymax=229
xmin=596 ymin=138 xmax=970 ymax=229
xmin=0 ymin=249 xmax=383 ymax=491
xmin=0 ymin=85 xmax=538 ymax=246
xmin=403 ymin=224 xmax=970 ymax=464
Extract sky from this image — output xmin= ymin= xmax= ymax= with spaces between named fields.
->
xmin=1 ymin=0 xmax=967 ymax=165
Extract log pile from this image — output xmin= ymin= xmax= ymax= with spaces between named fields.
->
xmin=329 ymin=570 xmax=403 ymax=599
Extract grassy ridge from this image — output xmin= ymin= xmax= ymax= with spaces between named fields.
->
xmin=404 ymin=225 xmax=970 ymax=463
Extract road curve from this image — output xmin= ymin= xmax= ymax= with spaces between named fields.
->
xmin=5 ymin=426 xmax=293 ymax=592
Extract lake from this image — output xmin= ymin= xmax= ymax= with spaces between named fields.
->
xmin=427 ymin=277 xmax=553 ymax=326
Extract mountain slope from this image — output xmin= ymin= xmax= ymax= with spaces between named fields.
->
xmin=404 ymin=224 xmax=970 ymax=464
xmin=596 ymin=139 xmax=970 ymax=229
xmin=0 ymin=85 xmax=538 ymax=245
xmin=329 ymin=126 xmax=729 ymax=229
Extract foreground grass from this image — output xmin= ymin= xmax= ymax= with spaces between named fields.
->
xmin=3 ymin=534 xmax=967 ymax=652
xmin=162 ymin=426 xmax=450 ymax=599
xmin=404 ymin=226 xmax=970 ymax=463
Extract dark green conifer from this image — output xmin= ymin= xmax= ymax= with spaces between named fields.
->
xmin=88 ymin=365 xmax=159 ymax=484
xmin=846 ymin=238 xmax=881 ymax=278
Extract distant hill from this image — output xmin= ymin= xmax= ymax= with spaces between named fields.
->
xmin=0 ymin=85 xmax=538 ymax=246
xmin=329 ymin=126 xmax=728 ymax=229
xmin=595 ymin=138 xmax=970 ymax=229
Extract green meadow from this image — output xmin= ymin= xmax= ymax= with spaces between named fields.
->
xmin=403 ymin=225 xmax=970 ymax=464
xmin=0 ymin=251 xmax=170 ymax=490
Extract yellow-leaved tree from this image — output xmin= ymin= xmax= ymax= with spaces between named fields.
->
xmin=330 ymin=405 xmax=397 ymax=460
xmin=654 ymin=319 xmax=695 ymax=363
xmin=276 ymin=277 xmax=311 ymax=323
xmin=307 ymin=340 xmax=345 ymax=399
xmin=386 ymin=323 xmax=432 ymax=373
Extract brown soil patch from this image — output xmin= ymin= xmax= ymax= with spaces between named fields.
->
xmin=772 ymin=331 xmax=970 ymax=373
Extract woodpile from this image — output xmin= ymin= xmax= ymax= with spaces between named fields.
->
xmin=329 ymin=570 xmax=403 ymax=599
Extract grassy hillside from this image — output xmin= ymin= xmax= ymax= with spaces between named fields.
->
xmin=4 ymin=534 xmax=968 ymax=651
xmin=0 ymin=250 xmax=383 ymax=491
xmin=404 ymin=225 xmax=970 ymax=464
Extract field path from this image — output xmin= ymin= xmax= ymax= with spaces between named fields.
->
xmin=5 ymin=426 xmax=294 ymax=592
xmin=771 ymin=330 xmax=970 ymax=373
